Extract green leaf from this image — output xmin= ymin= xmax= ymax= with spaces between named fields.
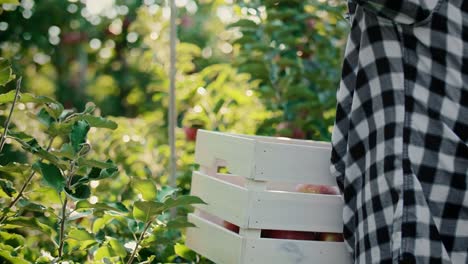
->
xmin=156 ymin=186 xmax=179 ymax=202
xmin=133 ymin=178 xmax=157 ymax=201
xmin=0 ymin=90 xmax=16 ymax=104
xmin=166 ymin=216 xmax=196 ymax=229
xmin=0 ymin=231 xmax=24 ymax=248
xmin=0 ymin=58 xmax=15 ymax=86
xmin=33 ymin=162 xmax=65 ymax=192
xmin=162 ymin=195 xmax=206 ymax=210
xmin=70 ymin=120 xmax=90 ymax=152
xmin=213 ymin=98 xmax=225 ymax=114
xmin=44 ymin=102 xmax=64 ymax=119
xmin=0 ymin=179 xmax=16 ymax=197
xmin=0 ymin=249 xmax=28 ymax=264
xmin=53 ymin=143 xmax=75 ymax=159
xmin=17 ymin=198 xmax=47 ymax=213
xmin=82 ymin=115 xmax=118 ymax=130
xmin=0 ymin=0 xmax=20 ymax=4
xmin=20 ymin=93 xmax=57 ymax=104
xmin=79 ymin=158 xmax=116 ymax=169
xmin=3 ymin=217 xmax=54 ymax=237
xmin=75 ymin=200 xmax=128 ymax=213
xmin=133 ymin=201 xmax=165 ymax=222
xmin=67 ymin=228 xmax=94 ymax=241
xmin=48 ymin=122 xmax=73 ymax=136
xmin=174 ymin=243 xmax=197 ymax=262
xmin=68 ymin=210 xmax=93 ymax=221
xmin=108 ymin=237 xmax=127 ymax=259
xmin=7 ymin=130 xmax=34 ymax=141
xmin=65 ymin=183 xmax=91 ymax=200
xmin=98 ymin=166 xmax=118 ymax=179
xmin=94 ymin=245 xmax=113 ymax=261
xmin=0 ymin=162 xmax=30 ymax=175
xmin=37 ymin=108 xmax=54 ymax=126
xmin=228 ymin=19 xmax=258 ymax=29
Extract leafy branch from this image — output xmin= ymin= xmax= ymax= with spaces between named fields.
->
xmin=0 ymin=77 xmax=21 ymax=152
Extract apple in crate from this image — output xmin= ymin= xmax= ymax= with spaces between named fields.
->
xmin=184 ymin=127 xmax=198 ymax=141
xmin=318 ymin=232 xmax=344 ymax=242
xmin=222 ymin=221 xmax=240 ymax=233
xmin=295 ymin=184 xmax=339 ymax=195
xmin=261 ymin=229 xmax=316 ymax=241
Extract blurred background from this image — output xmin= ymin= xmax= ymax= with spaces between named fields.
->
xmin=0 ymin=0 xmax=348 ymax=261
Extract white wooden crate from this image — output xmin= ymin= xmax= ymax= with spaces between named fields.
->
xmin=186 ymin=130 xmax=351 ymax=264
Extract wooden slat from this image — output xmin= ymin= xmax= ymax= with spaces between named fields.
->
xmin=253 ymin=141 xmax=335 ymax=185
xmin=226 ymin=132 xmax=330 ymax=148
xmin=242 ymin=238 xmax=351 ymax=264
xmin=186 ymin=213 xmax=243 ymax=264
xmin=190 ymin=171 xmax=249 ymax=227
xmin=248 ymin=191 xmax=344 ymax=232
xmin=195 ymin=130 xmax=256 ymax=177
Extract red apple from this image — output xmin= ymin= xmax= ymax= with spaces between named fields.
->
xmin=184 ymin=127 xmax=198 ymax=141
xmin=275 ymin=122 xmax=306 ymax=139
xmin=295 ymin=184 xmax=339 ymax=195
xmin=261 ymin=229 xmax=316 ymax=241
xmin=318 ymin=232 xmax=344 ymax=242
xmin=222 ymin=221 xmax=239 ymax=233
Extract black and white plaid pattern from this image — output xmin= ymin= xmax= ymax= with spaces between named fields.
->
xmin=331 ymin=0 xmax=468 ymax=263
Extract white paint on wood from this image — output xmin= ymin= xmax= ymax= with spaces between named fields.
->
xmin=186 ymin=213 xmax=243 ymax=264
xmin=249 ymin=191 xmax=344 ymax=232
xmin=225 ymin=132 xmax=331 ymax=148
xmin=190 ymin=171 xmax=249 ymax=227
xmin=254 ymin=141 xmax=335 ymax=185
xmin=242 ymin=238 xmax=352 ymax=264
xmin=195 ymin=130 xmax=256 ymax=178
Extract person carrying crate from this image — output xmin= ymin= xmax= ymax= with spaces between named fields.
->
xmin=330 ymin=0 xmax=468 ymax=263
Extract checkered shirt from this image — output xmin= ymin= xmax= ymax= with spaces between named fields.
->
xmin=330 ymin=0 xmax=468 ymax=263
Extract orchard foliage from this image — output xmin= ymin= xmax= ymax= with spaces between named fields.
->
xmin=0 ymin=0 xmax=347 ymax=263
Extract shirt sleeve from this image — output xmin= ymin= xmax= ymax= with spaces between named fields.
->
xmin=353 ymin=0 xmax=442 ymax=25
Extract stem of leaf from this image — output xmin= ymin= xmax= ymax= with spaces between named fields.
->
xmin=0 ymin=77 xmax=22 ymax=153
xmin=0 ymin=136 xmax=55 ymax=224
xmin=58 ymin=195 xmax=68 ymax=259
xmin=127 ymin=221 xmax=152 ymax=264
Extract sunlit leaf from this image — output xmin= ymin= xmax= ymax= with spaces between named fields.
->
xmin=3 ymin=217 xmax=54 ymax=237
xmin=0 ymin=90 xmax=16 ymax=104
xmin=20 ymin=93 xmax=57 ymax=104
xmin=0 ymin=179 xmax=16 ymax=197
xmin=0 ymin=162 xmax=30 ymax=175
xmin=156 ymin=186 xmax=179 ymax=202
xmin=0 ymin=58 xmax=15 ymax=86
xmin=44 ymin=102 xmax=64 ymax=119
xmin=0 ymin=231 xmax=25 ymax=248
xmin=68 ymin=210 xmax=93 ymax=221
xmin=0 ymin=0 xmax=20 ymax=4
xmin=52 ymin=143 xmax=75 ymax=159
xmin=82 ymin=115 xmax=118 ymax=129
xmin=0 ymin=249 xmax=28 ymax=264
xmin=162 ymin=195 xmax=206 ymax=210
xmin=174 ymin=243 xmax=197 ymax=262
xmin=94 ymin=245 xmax=112 ymax=261
xmin=79 ymin=158 xmax=116 ymax=170
xmin=166 ymin=216 xmax=196 ymax=229
xmin=75 ymin=200 xmax=128 ymax=213
xmin=108 ymin=237 xmax=127 ymax=259
xmin=33 ymin=161 xmax=65 ymax=192
xmin=133 ymin=178 xmax=157 ymax=201
xmin=67 ymin=228 xmax=94 ymax=241
xmin=133 ymin=201 xmax=164 ymax=222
